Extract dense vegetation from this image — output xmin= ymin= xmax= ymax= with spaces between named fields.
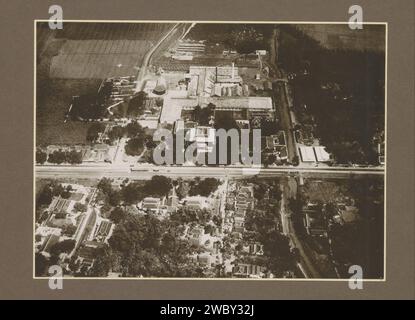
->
xmin=36 ymin=181 xmax=74 ymax=222
xmin=193 ymin=104 xmax=215 ymax=126
xmin=188 ymin=24 xmax=271 ymax=53
xmin=242 ymin=179 xmax=297 ymax=277
xmin=86 ymin=214 xmax=203 ymax=277
xmin=47 ymin=150 xmax=83 ymax=164
xmin=86 ymin=123 xmax=105 ymax=143
xmin=37 ymin=182 xmax=72 ymax=208
xmin=278 ymin=25 xmax=385 ymax=164
xmin=188 ymin=178 xmax=221 ymax=197
xmin=69 ymin=89 xmax=110 ymax=121
xmin=36 ymin=150 xmax=47 ymax=164
xmin=289 ymin=176 xmax=384 ymax=279
xmin=330 ymin=177 xmax=384 ymax=278
xmin=97 ymin=176 xmax=172 ymax=207
xmin=77 ymin=176 xmax=222 ymax=277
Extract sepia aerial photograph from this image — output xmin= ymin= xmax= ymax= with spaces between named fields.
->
xmin=35 ymin=21 xmax=386 ymax=280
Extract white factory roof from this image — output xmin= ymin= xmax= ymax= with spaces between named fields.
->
xmin=298 ymin=146 xmax=331 ymax=162
xmin=299 ymin=146 xmax=316 ymax=162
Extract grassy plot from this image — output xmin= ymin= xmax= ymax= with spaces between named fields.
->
xmin=36 ymin=79 xmax=101 ymax=146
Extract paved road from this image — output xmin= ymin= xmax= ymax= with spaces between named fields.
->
xmin=35 ymin=164 xmax=384 ymax=181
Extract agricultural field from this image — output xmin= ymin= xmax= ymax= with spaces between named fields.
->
xmin=50 ymin=39 xmax=150 ymax=79
xmin=299 ymin=176 xmax=384 ymax=279
xmin=38 ymin=22 xmax=174 ymax=79
xmin=36 ymin=22 xmax=173 ymax=146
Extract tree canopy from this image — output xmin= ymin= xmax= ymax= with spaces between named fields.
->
xmin=49 ymin=239 xmax=76 ymax=256
xmin=189 ymin=178 xmax=221 ymax=197
xmin=107 ymin=214 xmax=200 ymax=277
xmin=109 ymin=206 xmax=127 ymax=224
xmin=36 ymin=181 xmax=72 ymax=210
xmin=125 ymin=136 xmax=145 ymax=156
xmin=47 ymin=150 xmax=83 ymax=164
xmin=36 ymin=150 xmax=47 ymax=164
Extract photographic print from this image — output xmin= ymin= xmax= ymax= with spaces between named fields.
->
xmin=34 ymin=21 xmax=386 ymax=280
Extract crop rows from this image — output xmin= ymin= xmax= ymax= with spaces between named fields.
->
xmin=46 ymin=22 xmax=173 ymax=79
xmin=50 ymin=40 xmax=153 ymax=78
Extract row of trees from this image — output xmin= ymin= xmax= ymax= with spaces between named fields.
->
xmin=86 ymin=121 xmax=152 ymax=158
xmin=49 ymin=150 xmax=82 ymax=164
xmin=86 ymin=121 xmax=148 ymax=146
xmin=86 ymin=214 xmax=204 ymax=277
xmin=111 ymin=122 xmax=151 ymax=156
